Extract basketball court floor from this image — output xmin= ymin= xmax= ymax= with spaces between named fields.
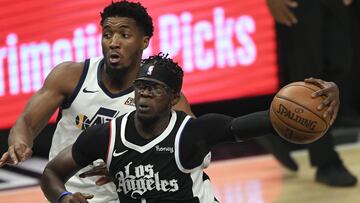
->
xmin=0 ymin=143 xmax=359 ymax=203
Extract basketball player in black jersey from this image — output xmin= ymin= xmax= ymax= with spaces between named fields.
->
xmin=41 ymin=53 xmax=339 ymax=203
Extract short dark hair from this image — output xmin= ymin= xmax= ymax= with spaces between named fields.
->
xmin=100 ymin=0 xmax=154 ymax=37
xmin=139 ymin=53 xmax=183 ymax=93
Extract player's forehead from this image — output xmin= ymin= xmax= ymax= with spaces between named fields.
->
xmin=102 ymin=17 xmax=138 ymax=30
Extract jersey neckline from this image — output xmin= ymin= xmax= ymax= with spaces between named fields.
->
xmin=120 ymin=110 xmax=178 ymax=153
xmin=97 ymin=59 xmax=134 ymax=98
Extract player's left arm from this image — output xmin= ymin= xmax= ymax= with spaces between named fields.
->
xmin=202 ymin=110 xmax=274 ymax=145
xmin=179 ymin=111 xmax=274 ymax=169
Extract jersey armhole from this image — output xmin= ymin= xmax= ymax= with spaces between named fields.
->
xmin=174 ymin=116 xmax=205 ymax=173
xmin=61 ymin=59 xmax=90 ymax=109
xmin=106 ymin=119 xmax=117 ymax=170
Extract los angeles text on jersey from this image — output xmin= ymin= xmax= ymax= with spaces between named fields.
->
xmin=115 ymin=162 xmax=179 ymax=198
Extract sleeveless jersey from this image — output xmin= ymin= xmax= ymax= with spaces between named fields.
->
xmin=49 ymin=57 xmax=135 ymax=202
xmin=106 ymin=110 xmax=217 ymax=203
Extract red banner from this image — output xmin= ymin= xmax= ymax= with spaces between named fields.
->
xmin=0 ymin=0 xmax=278 ymax=129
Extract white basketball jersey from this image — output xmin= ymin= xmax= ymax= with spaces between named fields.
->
xmin=49 ymin=57 xmax=135 ymax=202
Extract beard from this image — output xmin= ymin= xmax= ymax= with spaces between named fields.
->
xmin=102 ymin=62 xmax=137 ymax=84
xmin=105 ymin=62 xmax=130 ymax=75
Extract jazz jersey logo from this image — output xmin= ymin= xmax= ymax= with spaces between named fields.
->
xmin=75 ymin=107 xmax=120 ymax=130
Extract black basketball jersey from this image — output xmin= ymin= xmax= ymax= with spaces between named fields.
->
xmin=106 ymin=110 xmax=217 ymax=203
xmin=73 ymin=108 xmax=273 ymax=202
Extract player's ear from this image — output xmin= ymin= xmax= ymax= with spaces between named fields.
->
xmin=142 ymin=36 xmax=150 ymax=50
xmin=170 ymin=92 xmax=180 ymax=106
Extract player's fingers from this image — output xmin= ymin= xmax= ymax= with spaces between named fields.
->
xmin=304 ymin=77 xmax=325 ymax=88
xmin=284 ymin=0 xmax=298 ymax=8
xmin=79 ymin=169 xmax=104 ymax=178
xmin=79 ymin=165 xmax=109 ymax=178
xmin=81 ymin=193 xmax=94 ymax=199
xmin=318 ymin=96 xmax=332 ymax=111
xmin=282 ymin=4 xmax=298 ymax=24
xmin=0 ymin=152 xmax=11 ymax=167
xmin=0 ymin=152 xmax=8 ymax=162
xmin=267 ymin=1 xmax=293 ymax=26
xmin=326 ymin=101 xmax=339 ymax=125
xmin=95 ymin=177 xmax=112 ymax=186
xmin=311 ymin=89 xmax=324 ymax=98
xmin=8 ymin=146 xmax=19 ymax=165
xmin=21 ymin=148 xmax=33 ymax=162
xmin=76 ymin=193 xmax=93 ymax=203
xmin=79 ymin=171 xmax=104 ymax=178
xmin=322 ymin=105 xmax=332 ymax=119
xmin=276 ymin=6 xmax=295 ymax=26
xmin=13 ymin=144 xmax=27 ymax=160
xmin=14 ymin=145 xmax=32 ymax=163
xmin=69 ymin=192 xmax=93 ymax=203
xmin=304 ymin=77 xmax=316 ymax=83
xmin=330 ymin=105 xmax=339 ymax=125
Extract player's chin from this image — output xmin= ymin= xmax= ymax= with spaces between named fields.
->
xmin=138 ymin=113 xmax=155 ymax=123
xmin=107 ymin=62 xmax=124 ymax=70
xmin=106 ymin=59 xmax=127 ymax=70
xmin=136 ymin=111 xmax=157 ymax=122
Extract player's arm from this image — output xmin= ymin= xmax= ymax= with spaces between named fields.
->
xmin=173 ymin=92 xmax=195 ymax=117
xmin=179 ymin=111 xmax=273 ymax=169
xmin=189 ymin=110 xmax=273 ymax=145
xmin=41 ymin=146 xmax=93 ymax=203
xmin=0 ymin=62 xmax=83 ymax=166
xmin=41 ymin=123 xmax=109 ymax=203
xmin=226 ymin=110 xmax=274 ymax=141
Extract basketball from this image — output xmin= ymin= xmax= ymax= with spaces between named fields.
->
xmin=270 ymin=82 xmax=331 ymax=144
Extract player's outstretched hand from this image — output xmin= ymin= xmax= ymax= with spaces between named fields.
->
xmin=0 ymin=143 xmax=33 ymax=167
xmin=304 ymin=77 xmax=339 ymax=125
xmin=60 ymin=192 xmax=93 ymax=203
xmin=79 ymin=163 xmax=113 ymax=186
xmin=266 ymin=0 xmax=298 ymax=26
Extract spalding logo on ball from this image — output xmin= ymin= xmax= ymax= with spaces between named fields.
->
xmin=270 ymin=82 xmax=331 ymax=144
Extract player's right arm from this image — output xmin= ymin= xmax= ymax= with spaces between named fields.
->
xmin=41 ymin=146 xmax=94 ymax=203
xmin=41 ymin=122 xmax=109 ymax=203
xmin=0 ymin=62 xmax=84 ymax=166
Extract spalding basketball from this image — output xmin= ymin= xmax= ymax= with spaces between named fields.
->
xmin=270 ymin=82 xmax=331 ymax=144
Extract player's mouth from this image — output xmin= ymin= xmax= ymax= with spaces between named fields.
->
xmin=138 ymin=104 xmax=151 ymax=112
xmin=137 ymin=100 xmax=152 ymax=112
xmin=109 ymin=52 xmax=122 ymax=64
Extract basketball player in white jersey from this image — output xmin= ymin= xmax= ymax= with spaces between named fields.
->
xmin=0 ymin=1 xmax=192 ymax=203
xmin=41 ymin=53 xmax=341 ymax=203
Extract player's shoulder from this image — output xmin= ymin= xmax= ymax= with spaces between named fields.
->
xmin=53 ymin=61 xmax=85 ymax=74
xmin=114 ymin=111 xmax=133 ymax=126
xmin=175 ymin=110 xmax=191 ymax=118
xmin=43 ymin=60 xmax=88 ymax=95
xmin=54 ymin=57 xmax=103 ymax=76
xmin=47 ymin=61 xmax=87 ymax=84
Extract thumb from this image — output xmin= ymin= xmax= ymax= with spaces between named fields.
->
xmin=81 ymin=193 xmax=94 ymax=199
